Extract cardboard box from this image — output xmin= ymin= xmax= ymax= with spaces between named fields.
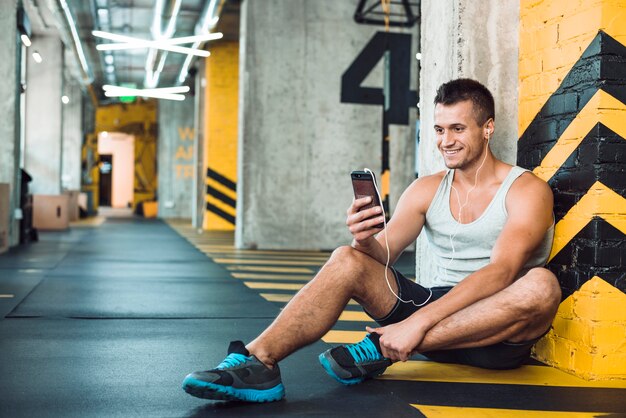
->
xmin=33 ymin=194 xmax=69 ymax=230
xmin=0 ymin=183 xmax=9 ymax=253
xmin=63 ymin=190 xmax=80 ymax=221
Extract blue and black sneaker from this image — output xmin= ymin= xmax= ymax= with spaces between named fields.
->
xmin=182 ymin=341 xmax=285 ymax=403
xmin=318 ymin=333 xmax=392 ymax=385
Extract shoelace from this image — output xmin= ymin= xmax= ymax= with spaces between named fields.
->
xmin=346 ymin=336 xmax=382 ymax=364
xmin=216 ymin=353 xmax=249 ymax=369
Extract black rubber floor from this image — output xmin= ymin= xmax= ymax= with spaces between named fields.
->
xmin=1 ymin=218 xmax=624 ymax=417
xmin=0 ymin=218 xmax=420 ymax=417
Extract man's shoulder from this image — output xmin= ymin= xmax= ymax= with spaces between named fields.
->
xmin=507 ymin=169 xmax=554 ymax=210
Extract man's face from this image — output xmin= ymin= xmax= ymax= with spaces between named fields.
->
xmin=433 ymin=100 xmax=490 ymax=170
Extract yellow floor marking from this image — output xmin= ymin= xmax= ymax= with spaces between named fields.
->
xmin=381 ymin=360 xmax=626 ymax=389
xmin=322 ymin=330 xmax=368 ymax=344
xmin=259 ymin=293 xmax=295 ymax=302
xmin=214 ymin=255 xmax=328 ymax=262
xmin=0 ymin=294 xmax=15 ymax=298
xmin=232 ymin=273 xmax=313 ymax=281
xmin=226 ymin=266 xmax=315 ymax=273
xmin=260 ymin=293 xmax=359 ymax=305
xmin=196 ymin=246 xmax=326 ymax=256
xmin=338 ymin=311 xmax=373 ymax=322
xmin=214 ymin=258 xmax=324 ymax=266
xmin=70 ymin=216 xmax=105 ymax=227
xmin=244 ymin=282 xmax=305 ymax=291
xmin=412 ymin=405 xmax=610 ymax=418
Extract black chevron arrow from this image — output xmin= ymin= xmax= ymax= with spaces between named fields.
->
xmin=518 ymin=30 xmax=626 ymax=170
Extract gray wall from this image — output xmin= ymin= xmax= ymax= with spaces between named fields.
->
xmin=236 ymin=0 xmax=418 ymax=250
xmin=416 ymin=0 xmax=519 ymax=286
xmin=0 ymin=0 xmax=22 ymax=246
xmin=24 ymin=35 xmax=63 ymax=195
xmin=61 ymin=67 xmax=83 ymax=191
xmin=157 ymin=97 xmax=196 ymax=219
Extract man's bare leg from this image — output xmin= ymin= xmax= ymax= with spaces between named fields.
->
xmin=413 ymin=268 xmax=561 ymax=353
xmin=247 ymin=246 xmax=399 ymax=367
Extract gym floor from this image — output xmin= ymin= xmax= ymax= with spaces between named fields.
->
xmin=0 ymin=217 xmax=624 ymax=417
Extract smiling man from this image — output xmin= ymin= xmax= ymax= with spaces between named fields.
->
xmin=182 ymin=78 xmax=560 ymax=403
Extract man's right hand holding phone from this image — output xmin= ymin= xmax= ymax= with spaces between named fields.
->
xmin=346 ymin=197 xmax=386 ymax=260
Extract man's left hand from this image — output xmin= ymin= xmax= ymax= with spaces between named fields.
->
xmin=366 ymin=321 xmax=426 ymax=362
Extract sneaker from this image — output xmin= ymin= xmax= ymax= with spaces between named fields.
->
xmin=318 ymin=333 xmax=392 ymax=385
xmin=182 ymin=341 xmax=285 ymax=403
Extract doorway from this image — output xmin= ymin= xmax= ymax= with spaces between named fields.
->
xmin=97 ymin=132 xmax=135 ymax=209
xmin=98 ymin=154 xmax=113 ymax=207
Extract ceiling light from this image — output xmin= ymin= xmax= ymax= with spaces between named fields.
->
xmin=415 ymin=52 xmax=422 ymax=60
xmin=61 ymin=95 xmax=69 ymax=104
xmin=102 ymin=84 xmax=189 ymax=101
xmin=105 ymin=65 xmax=114 ymax=73
xmin=92 ymin=30 xmax=216 ymax=57
xmin=32 ymin=51 xmax=43 ymax=63
xmin=20 ymin=34 xmax=32 ymax=47
xmin=97 ymin=8 xmax=109 ymax=22
xmin=104 ymin=54 xmax=114 ymax=65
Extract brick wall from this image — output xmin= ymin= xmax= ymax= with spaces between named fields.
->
xmin=518 ymin=0 xmax=626 ymax=380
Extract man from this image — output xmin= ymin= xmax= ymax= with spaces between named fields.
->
xmin=182 ymin=78 xmax=560 ymax=403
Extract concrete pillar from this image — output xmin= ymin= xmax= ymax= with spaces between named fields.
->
xmin=24 ymin=35 xmax=63 ymax=195
xmin=157 ymin=97 xmax=195 ymax=218
xmin=192 ymin=59 xmax=207 ymax=229
xmin=518 ymin=0 xmax=626 ymax=380
xmin=0 ymin=1 xmax=22 ymax=247
xmin=416 ymin=0 xmax=519 ymax=285
xmin=61 ymin=69 xmax=83 ymax=191
xmin=237 ymin=0 xmax=418 ymax=250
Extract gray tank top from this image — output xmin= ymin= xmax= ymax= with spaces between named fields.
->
xmin=423 ymin=166 xmax=554 ymax=287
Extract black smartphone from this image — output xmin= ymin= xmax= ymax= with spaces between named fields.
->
xmin=350 ymin=170 xmax=384 ymax=229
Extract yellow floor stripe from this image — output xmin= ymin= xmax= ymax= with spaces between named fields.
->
xmin=226 ymin=266 xmax=315 ymax=273
xmin=70 ymin=216 xmax=105 ymax=227
xmin=196 ymin=246 xmax=326 ymax=256
xmin=0 ymin=294 xmax=15 ymax=298
xmin=214 ymin=258 xmax=324 ymax=266
xmin=260 ymin=293 xmax=359 ymax=305
xmin=412 ymin=405 xmax=610 ymax=418
xmin=322 ymin=330 xmax=368 ymax=344
xmin=381 ymin=360 xmax=626 ymax=389
xmin=232 ymin=273 xmax=313 ymax=281
xmin=214 ymin=255 xmax=328 ymax=262
xmin=338 ymin=311 xmax=373 ymax=322
xmin=244 ymin=282 xmax=305 ymax=291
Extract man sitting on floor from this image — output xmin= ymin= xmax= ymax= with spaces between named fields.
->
xmin=182 ymin=78 xmax=560 ymax=403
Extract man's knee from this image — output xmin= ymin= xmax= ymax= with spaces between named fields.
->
xmin=515 ymin=268 xmax=561 ymax=317
xmin=328 ymin=246 xmax=368 ymax=274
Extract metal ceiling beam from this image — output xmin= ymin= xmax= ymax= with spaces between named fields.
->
xmin=144 ymin=0 xmax=182 ymax=88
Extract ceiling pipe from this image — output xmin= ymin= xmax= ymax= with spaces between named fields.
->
xmin=176 ymin=0 xmax=225 ymax=85
xmin=46 ymin=0 xmax=98 ymax=105
xmin=144 ymin=0 xmax=182 ymax=88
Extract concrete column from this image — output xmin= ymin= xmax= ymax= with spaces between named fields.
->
xmin=157 ymin=97 xmax=195 ymax=219
xmin=237 ymin=0 xmax=418 ymax=250
xmin=24 ymin=35 xmax=63 ymax=195
xmin=0 ymin=1 xmax=22 ymax=247
xmin=192 ymin=59 xmax=207 ymax=228
xmin=416 ymin=0 xmax=519 ymax=285
xmin=61 ymin=69 xmax=83 ymax=191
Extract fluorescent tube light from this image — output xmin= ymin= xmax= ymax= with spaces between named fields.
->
xmin=102 ymin=85 xmax=189 ymax=101
xmin=21 ymin=34 xmax=32 ymax=47
xmin=93 ymin=30 xmax=214 ymax=57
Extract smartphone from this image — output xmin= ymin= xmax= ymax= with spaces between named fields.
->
xmin=350 ymin=170 xmax=384 ymax=229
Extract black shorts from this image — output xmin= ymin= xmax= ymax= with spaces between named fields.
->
xmin=366 ymin=268 xmax=543 ymax=370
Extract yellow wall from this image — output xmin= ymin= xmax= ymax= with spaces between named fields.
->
xmin=518 ymin=0 xmax=626 ymax=380
xmin=93 ymin=100 xmax=158 ymax=210
xmin=203 ymin=41 xmax=239 ymax=230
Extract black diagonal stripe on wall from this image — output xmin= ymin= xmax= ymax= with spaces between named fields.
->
xmin=207 ymin=168 xmax=236 ymax=192
xmin=549 ymin=218 xmax=626 ymax=298
xmin=206 ymin=202 xmax=236 ymax=225
xmin=207 ymin=185 xmax=236 ymax=209
xmin=548 ymin=123 xmax=626 ymax=221
xmin=518 ymin=31 xmax=626 ymax=170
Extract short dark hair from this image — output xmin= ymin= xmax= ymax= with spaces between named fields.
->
xmin=434 ymin=78 xmax=495 ymax=125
